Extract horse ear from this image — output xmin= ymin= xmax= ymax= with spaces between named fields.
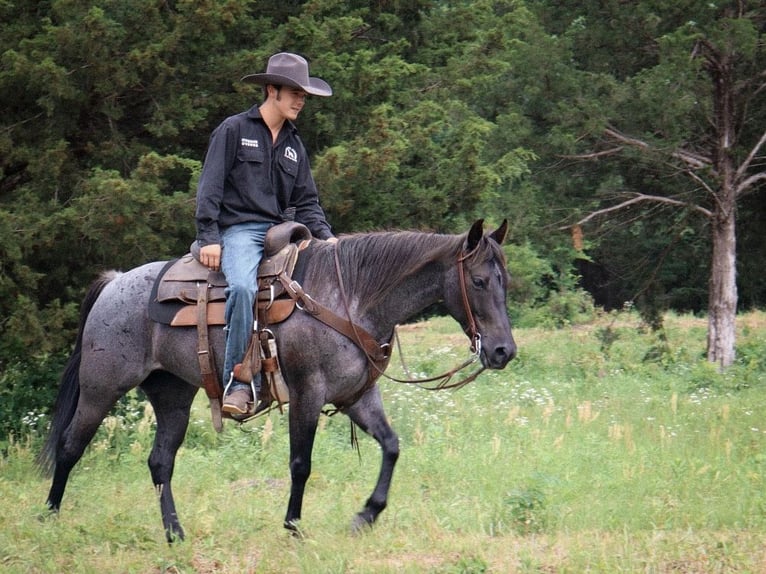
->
xmin=466 ymin=219 xmax=485 ymax=251
xmin=489 ymin=219 xmax=508 ymax=245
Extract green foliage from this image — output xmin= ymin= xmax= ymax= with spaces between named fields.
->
xmin=316 ymin=99 xmax=510 ymax=231
xmin=506 ymin=242 xmax=597 ymax=328
xmin=737 ymin=328 xmax=766 ymax=374
xmin=1 ymin=1 xmax=765 ymax=380
xmin=503 ymin=485 xmax=547 ymax=534
xmin=594 ymin=323 xmax=620 ymax=357
xmin=506 ymin=242 xmax=555 ymax=305
xmin=438 ymin=555 xmax=489 ymax=574
xmin=0 ymin=353 xmax=67 ymax=450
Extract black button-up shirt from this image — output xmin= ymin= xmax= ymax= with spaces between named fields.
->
xmin=195 ymin=105 xmax=333 ymax=246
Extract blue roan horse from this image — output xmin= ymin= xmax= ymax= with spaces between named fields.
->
xmin=39 ymin=219 xmax=516 ymax=541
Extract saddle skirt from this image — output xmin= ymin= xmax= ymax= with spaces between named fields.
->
xmin=155 ymin=222 xmax=311 ymax=327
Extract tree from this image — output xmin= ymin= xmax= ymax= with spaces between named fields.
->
xmin=2 ymin=0 xmax=765 ymax=381
xmin=312 ymin=0 xmax=537 ymax=232
xmin=566 ymin=2 xmax=766 ymax=368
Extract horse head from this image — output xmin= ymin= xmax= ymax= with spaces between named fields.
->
xmin=444 ymin=219 xmax=517 ymax=370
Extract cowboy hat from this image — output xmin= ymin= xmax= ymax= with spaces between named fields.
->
xmin=241 ymin=52 xmax=332 ymax=97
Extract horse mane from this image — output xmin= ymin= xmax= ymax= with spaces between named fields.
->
xmin=305 ymin=229 xmax=502 ymax=313
xmin=350 ymin=230 xmax=465 ymax=311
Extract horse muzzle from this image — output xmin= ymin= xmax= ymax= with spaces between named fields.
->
xmin=480 ymin=337 xmax=517 ymax=369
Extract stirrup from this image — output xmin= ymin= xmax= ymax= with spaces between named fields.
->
xmin=222 ymin=374 xmax=256 ymax=419
xmin=252 ymin=399 xmax=273 ymax=416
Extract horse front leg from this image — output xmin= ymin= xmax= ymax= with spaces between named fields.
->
xmin=284 ymin=389 xmax=323 ymax=534
xmin=344 ymin=385 xmax=400 ymax=532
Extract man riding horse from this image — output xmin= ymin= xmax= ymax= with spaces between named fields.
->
xmin=195 ymin=52 xmax=338 ymax=417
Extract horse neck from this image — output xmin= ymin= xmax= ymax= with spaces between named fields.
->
xmin=313 ymin=232 xmax=462 ymax=336
xmin=368 ymin=261 xmax=446 ymax=329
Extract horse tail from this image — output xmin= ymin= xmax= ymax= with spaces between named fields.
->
xmin=37 ymin=271 xmax=120 ymax=477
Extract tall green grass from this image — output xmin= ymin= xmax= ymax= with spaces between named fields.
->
xmin=1 ymin=311 xmax=765 ymax=573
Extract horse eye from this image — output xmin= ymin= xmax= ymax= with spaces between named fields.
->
xmin=472 ymin=276 xmax=486 ymax=289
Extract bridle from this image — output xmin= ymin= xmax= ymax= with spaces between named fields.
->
xmin=457 ymin=243 xmax=482 ymax=356
xmin=332 ymin=240 xmax=487 ymax=392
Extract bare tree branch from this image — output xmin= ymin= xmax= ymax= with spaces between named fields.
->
xmin=673 ymin=149 xmax=712 ymax=170
xmin=736 ymin=172 xmax=766 ymax=197
xmin=562 ymin=193 xmax=712 ymax=230
xmin=604 ymin=126 xmax=713 ymax=171
xmin=604 ymin=127 xmax=649 ymax=149
xmin=558 ymin=147 xmax=625 ymax=160
xmin=751 ymin=73 xmax=766 ymax=99
xmin=571 ymin=121 xmax=762 ymax=227
xmin=684 ymin=169 xmax=717 ymax=198
xmin=1 ymin=112 xmax=44 ymax=134
xmin=735 ymin=127 xmax=766 ymax=183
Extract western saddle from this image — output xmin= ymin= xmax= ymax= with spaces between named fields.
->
xmin=155 ymin=222 xmax=311 ymax=430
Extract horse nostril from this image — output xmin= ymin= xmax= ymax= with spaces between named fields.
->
xmin=494 ymin=345 xmax=517 ymax=364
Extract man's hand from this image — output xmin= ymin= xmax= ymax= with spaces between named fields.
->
xmin=200 ymin=243 xmax=222 ymax=271
xmin=326 ymin=237 xmax=339 ymax=244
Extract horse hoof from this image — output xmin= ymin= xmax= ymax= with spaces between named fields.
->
xmin=165 ymin=527 xmax=186 ymax=545
xmin=284 ymin=520 xmax=306 ymax=539
xmin=350 ymin=513 xmax=373 ymax=535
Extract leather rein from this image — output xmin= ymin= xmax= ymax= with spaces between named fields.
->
xmin=275 ymin=239 xmax=487 ymax=408
xmin=331 ymin=241 xmax=487 ymax=392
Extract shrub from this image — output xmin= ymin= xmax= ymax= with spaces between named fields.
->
xmin=505 ymin=486 xmax=547 ymax=534
xmin=506 ymin=242 xmax=596 ymax=328
xmin=0 ymin=352 xmax=67 ymax=450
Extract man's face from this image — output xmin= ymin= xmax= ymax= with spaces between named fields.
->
xmin=274 ymin=86 xmax=308 ymax=121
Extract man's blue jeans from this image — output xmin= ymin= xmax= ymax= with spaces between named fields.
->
xmin=220 ymin=221 xmax=271 ymax=394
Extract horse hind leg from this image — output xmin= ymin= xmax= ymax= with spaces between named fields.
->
xmin=41 ymin=270 xmax=119 ymax=512
xmin=44 ymin=371 xmax=130 ymax=511
xmin=46 ymin=404 xmax=116 ymax=512
xmin=140 ymin=371 xmax=198 ymax=543
xmin=343 ymin=386 xmax=400 ymax=533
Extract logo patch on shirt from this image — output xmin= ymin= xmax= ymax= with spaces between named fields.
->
xmin=241 ymin=138 xmax=259 ymax=148
xmin=284 ymin=147 xmax=298 ymax=162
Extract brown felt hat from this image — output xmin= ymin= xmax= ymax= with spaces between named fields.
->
xmin=241 ymin=52 xmax=332 ymax=97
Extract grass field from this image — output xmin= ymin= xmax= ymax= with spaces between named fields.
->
xmin=1 ymin=311 xmax=765 ymax=573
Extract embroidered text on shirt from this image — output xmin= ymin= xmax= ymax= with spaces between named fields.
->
xmin=241 ymin=138 xmax=259 ymax=148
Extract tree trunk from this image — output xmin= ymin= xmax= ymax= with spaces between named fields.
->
xmin=704 ymin=40 xmax=741 ymax=370
xmin=707 ymin=203 xmax=737 ymax=369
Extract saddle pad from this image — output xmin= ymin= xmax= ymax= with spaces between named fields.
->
xmin=148 ymin=259 xmax=185 ymax=325
xmin=148 ymin=259 xmax=227 ymax=325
